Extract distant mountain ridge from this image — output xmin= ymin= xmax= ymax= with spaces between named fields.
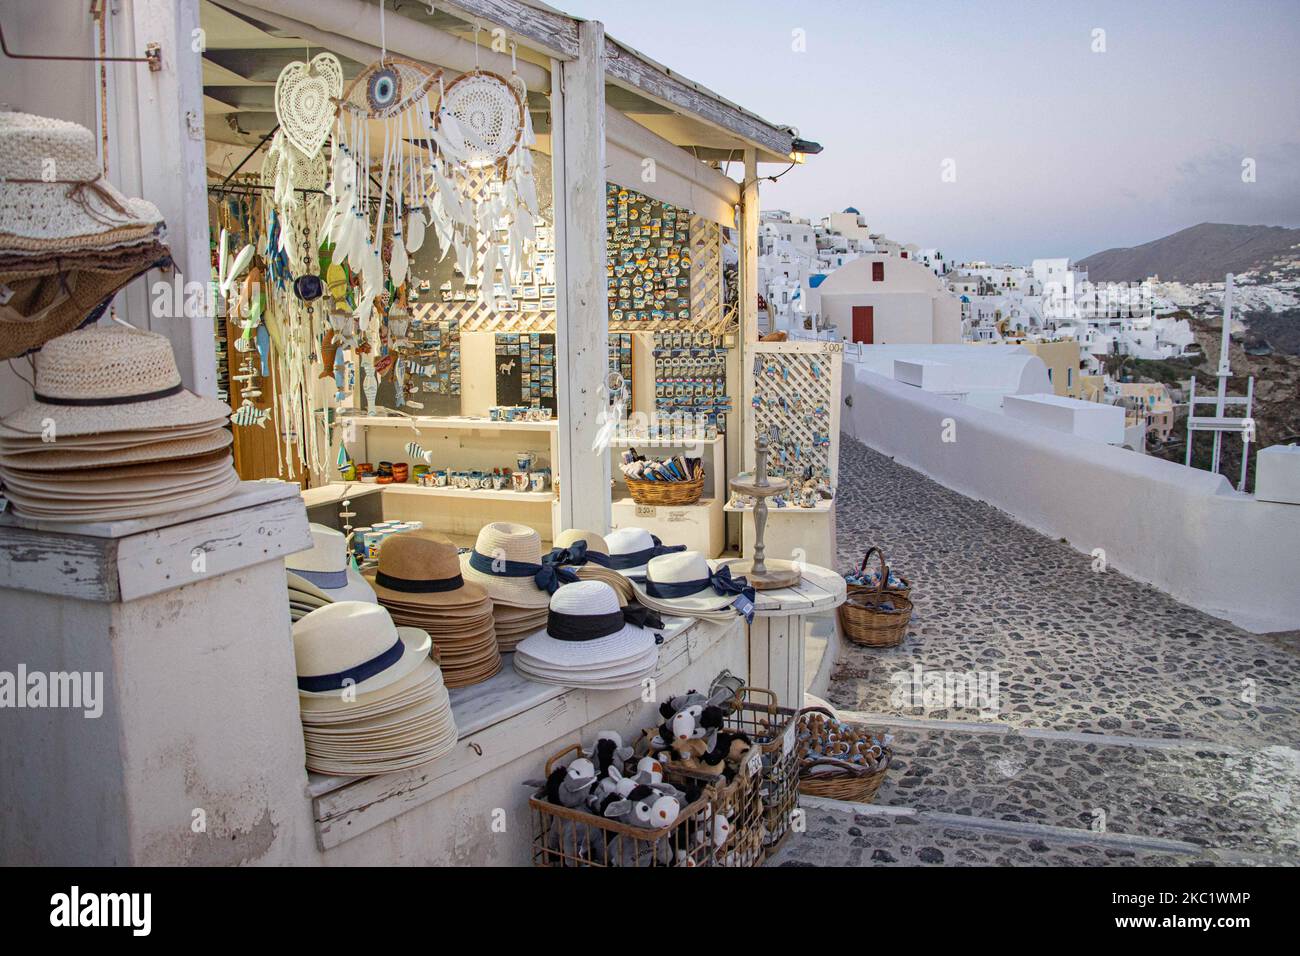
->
xmin=1078 ymin=223 xmax=1300 ymax=282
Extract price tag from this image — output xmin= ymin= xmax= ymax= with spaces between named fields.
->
xmin=782 ymin=722 xmax=795 ymax=757
xmin=635 ymin=504 xmax=657 ymax=518
xmin=747 ymin=750 xmax=763 ymax=779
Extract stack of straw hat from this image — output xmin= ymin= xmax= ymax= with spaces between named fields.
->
xmin=544 ymin=528 xmax=636 ymax=606
xmin=514 ymin=580 xmax=663 ymax=689
xmin=364 ymin=531 xmax=501 ymax=687
xmin=460 ymin=522 xmax=562 ymax=651
xmin=0 ymin=325 xmax=239 ymax=522
xmin=286 ymin=523 xmax=377 ymax=622
xmin=293 ymin=601 xmax=457 ymax=776
xmin=0 ymin=110 xmax=170 ymax=359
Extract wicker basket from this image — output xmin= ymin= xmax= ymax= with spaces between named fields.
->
xmin=845 ymin=546 xmax=912 ymax=598
xmin=838 ymin=547 xmax=913 ymax=647
xmin=795 ymin=706 xmax=893 ymax=803
xmin=721 ymin=688 xmax=800 ymax=856
xmin=529 ymin=743 xmax=716 ymax=867
xmin=624 ymin=473 xmax=704 ymax=506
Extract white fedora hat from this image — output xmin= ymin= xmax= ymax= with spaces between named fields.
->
xmin=604 ymin=527 xmax=687 ymax=577
xmin=287 ymin=523 xmax=377 ymax=604
xmin=512 ymin=580 xmax=661 ymax=686
xmin=633 ymin=551 xmax=755 ymax=618
xmin=0 ymin=325 xmax=229 ymax=438
xmin=293 ymin=602 xmax=432 ymax=698
xmin=460 ymin=521 xmax=574 ymax=609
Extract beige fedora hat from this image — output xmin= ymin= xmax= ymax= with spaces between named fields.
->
xmin=459 ymin=522 xmax=562 ymax=609
xmin=293 ymin=602 xmax=432 ymax=698
xmin=0 ymin=325 xmax=230 ymax=438
xmin=365 ymin=531 xmax=487 ymax=609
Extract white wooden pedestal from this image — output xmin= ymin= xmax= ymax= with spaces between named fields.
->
xmin=716 ymin=561 xmax=846 ymax=711
xmin=0 ymin=483 xmax=315 ymax=865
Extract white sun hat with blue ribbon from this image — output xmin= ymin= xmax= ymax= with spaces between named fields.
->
xmin=286 ymin=523 xmax=378 ymax=604
xmin=604 ymin=526 xmax=688 ymax=578
xmin=292 ymin=601 xmax=432 ymax=699
xmin=632 ymin=551 xmax=756 ymax=622
xmin=460 ymin=521 xmax=576 ymax=609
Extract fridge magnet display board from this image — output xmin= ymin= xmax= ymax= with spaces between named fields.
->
xmin=495 ymin=332 xmax=556 ymax=411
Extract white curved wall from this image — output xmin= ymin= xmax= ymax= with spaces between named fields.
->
xmin=841 ymin=364 xmax=1300 ymax=634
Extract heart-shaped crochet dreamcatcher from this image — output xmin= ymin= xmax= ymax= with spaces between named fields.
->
xmin=275 ymin=53 xmax=344 ymax=158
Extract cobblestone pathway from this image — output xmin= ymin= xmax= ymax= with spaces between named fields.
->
xmin=769 ymin=435 xmax=1300 ymax=867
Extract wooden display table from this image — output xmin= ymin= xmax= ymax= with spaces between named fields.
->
xmin=715 ymin=560 xmax=846 ymax=710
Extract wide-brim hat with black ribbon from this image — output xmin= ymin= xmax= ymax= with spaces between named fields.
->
xmin=632 ymin=551 xmax=756 ymax=621
xmin=288 ymin=523 xmax=377 ymax=604
xmin=293 ymin=601 xmax=432 ymax=699
xmin=460 ymin=521 xmax=577 ymax=609
xmin=0 ymin=324 xmax=230 ymax=439
xmin=364 ymin=530 xmax=487 ymax=609
xmin=514 ymin=579 xmax=663 ymax=679
xmin=0 ymin=111 xmax=170 ymax=359
xmin=604 ymin=526 xmax=687 ymax=578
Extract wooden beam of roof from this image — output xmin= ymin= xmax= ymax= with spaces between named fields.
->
xmin=427 ymin=0 xmax=580 ymax=60
xmin=602 ymin=38 xmax=793 ymax=159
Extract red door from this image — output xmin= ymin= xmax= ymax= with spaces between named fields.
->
xmin=852 ymin=305 xmax=875 ymax=344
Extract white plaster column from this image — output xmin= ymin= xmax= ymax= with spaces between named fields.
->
xmin=552 ymin=20 xmax=611 ymax=532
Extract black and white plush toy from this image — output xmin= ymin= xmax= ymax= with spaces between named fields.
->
xmin=545 ymin=756 xmax=597 ymax=809
xmin=591 ymin=730 xmax=635 ymax=779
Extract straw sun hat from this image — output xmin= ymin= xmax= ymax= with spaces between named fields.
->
xmin=0 ymin=325 xmax=230 ymax=439
xmin=460 ymin=521 xmax=574 ymax=609
xmin=604 ymin=526 xmax=687 ymax=577
xmin=514 ymin=580 xmax=663 ymax=689
xmin=293 ymin=601 xmax=432 ymax=698
xmin=0 ymin=111 xmax=170 ymax=359
xmin=365 ymin=530 xmax=488 ymax=609
xmin=286 ymin=523 xmax=377 ymax=604
xmin=632 ymin=551 xmax=756 ymax=621
xmin=546 ymin=528 xmax=635 ymax=605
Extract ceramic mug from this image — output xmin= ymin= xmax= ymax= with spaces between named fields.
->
xmin=434 ymin=470 xmax=448 ymax=487
xmin=515 ymin=452 xmax=534 ymax=472
xmin=529 ymin=471 xmax=547 ymax=492
xmin=511 ymin=471 xmax=530 ymax=493
xmin=492 ymin=471 xmax=508 ymax=490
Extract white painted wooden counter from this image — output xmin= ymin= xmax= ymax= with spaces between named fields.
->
xmin=715 ymin=560 xmax=846 ymax=711
xmin=303 ymin=612 xmax=744 ymax=859
xmin=0 ymin=482 xmax=316 ymax=865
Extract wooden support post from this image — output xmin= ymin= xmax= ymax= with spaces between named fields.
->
xmin=552 ymin=21 xmax=611 ymax=532
xmin=739 ymin=148 xmax=760 ymax=470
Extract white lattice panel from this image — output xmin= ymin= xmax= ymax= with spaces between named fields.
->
xmin=745 ymin=340 xmax=843 ymax=490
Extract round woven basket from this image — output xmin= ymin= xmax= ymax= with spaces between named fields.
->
xmin=625 ymin=474 xmax=704 ymax=506
xmin=795 ymin=707 xmax=892 ymax=803
xmin=838 ymin=547 xmax=912 ymax=647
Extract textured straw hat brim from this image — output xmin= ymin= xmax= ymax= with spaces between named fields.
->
xmin=0 ymin=388 xmax=230 ymax=439
xmin=298 ymin=657 xmax=445 ymax=717
xmin=1 ymin=446 xmax=232 ymax=482
xmin=0 ymin=428 xmax=232 ymax=471
xmin=0 ymin=247 xmax=170 ymax=360
xmin=3 ymin=469 xmax=239 ymax=522
xmin=0 ymin=417 xmax=229 ymax=449
xmin=297 ymin=626 xmax=432 ymax=699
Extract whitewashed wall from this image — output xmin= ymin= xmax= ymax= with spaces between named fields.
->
xmin=842 ymin=364 xmax=1300 ymax=634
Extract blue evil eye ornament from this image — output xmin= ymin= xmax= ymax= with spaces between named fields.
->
xmin=367 ymin=67 xmax=401 ymax=112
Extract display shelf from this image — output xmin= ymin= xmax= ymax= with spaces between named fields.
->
xmin=344 ymin=414 xmax=558 ymax=433
xmin=609 ymin=433 xmax=723 ymax=449
xmin=724 ymin=497 xmax=833 ymax=514
xmin=381 ymin=484 xmax=554 ymax=504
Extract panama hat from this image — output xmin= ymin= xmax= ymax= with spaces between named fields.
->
xmin=364 ymin=531 xmax=486 ymax=608
xmin=545 ymin=529 xmax=636 ymax=605
xmin=604 ymin=527 xmax=687 ymax=577
xmin=292 ymin=602 xmax=432 ymax=699
xmin=460 ymin=522 xmax=574 ymax=609
xmin=287 ymin=523 xmax=377 ymax=604
xmin=0 ymin=325 xmax=230 ymax=438
xmin=632 ymin=551 xmax=756 ymax=620
xmin=0 ymin=111 xmax=170 ymax=359
xmin=512 ymin=580 xmax=663 ymax=689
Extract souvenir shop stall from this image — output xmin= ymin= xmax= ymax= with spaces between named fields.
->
xmin=0 ymin=0 xmax=855 ymax=867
